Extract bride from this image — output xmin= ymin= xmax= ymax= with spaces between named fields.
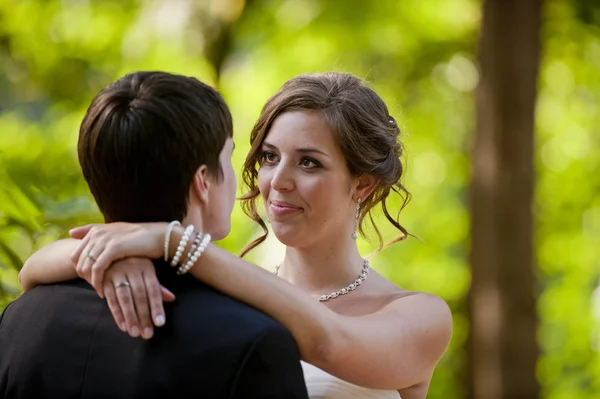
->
xmin=20 ymin=72 xmax=452 ymax=399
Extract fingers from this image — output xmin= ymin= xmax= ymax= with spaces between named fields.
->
xmin=104 ymin=282 xmax=127 ymax=332
xmin=160 ymin=286 xmax=176 ymax=303
xmin=114 ymin=278 xmax=140 ymax=338
xmin=80 ymin=242 xmax=110 ymax=298
xmin=72 ymin=233 xmax=90 ymax=269
xmin=129 ymin=272 xmax=154 ymax=339
xmin=77 ymin=241 xmax=97 ymax=282
xmin=73 ymin=222 xmax=170 ymax=294
xmin=69 ymin=224 xmax=96 ymax=240
xmin=90 ymin=243 xmax=117 ymax=296
xmin=143 ymin=272 xmax=166 ymax=328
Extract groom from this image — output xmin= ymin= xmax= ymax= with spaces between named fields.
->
xmin=0 ymin=72 xmax=308 ymax=398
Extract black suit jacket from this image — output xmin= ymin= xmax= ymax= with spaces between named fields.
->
xmin=0 ymin=262 xmax=308 ymax=399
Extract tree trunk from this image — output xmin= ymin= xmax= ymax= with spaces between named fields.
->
xmin=467 ymin=0 xmax=542 ymax=398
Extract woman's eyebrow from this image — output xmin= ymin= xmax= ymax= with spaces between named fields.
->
xmin=263 ymin=141 xmax=329 ymax=157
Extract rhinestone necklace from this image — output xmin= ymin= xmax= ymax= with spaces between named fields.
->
xmin=273 ymin=258 xmax=371 ymax=302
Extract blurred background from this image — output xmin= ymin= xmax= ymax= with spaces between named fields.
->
xmin=0 ymin=0 xmax=598 ymax=398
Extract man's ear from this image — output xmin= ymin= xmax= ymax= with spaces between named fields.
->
xmin=191 ymin=165 xmax=211 ymax=205
xmin=353 ymin=174 xmax=379 ymax=202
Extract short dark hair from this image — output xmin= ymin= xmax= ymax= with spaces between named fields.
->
xmin=78 ymin=71 xmax=233 ymax=223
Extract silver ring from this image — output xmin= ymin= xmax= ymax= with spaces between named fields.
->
xmin=84 ymin=251 xmax=97 ymax=262
xmin=115 ymin=281 xmax=130 ymax=289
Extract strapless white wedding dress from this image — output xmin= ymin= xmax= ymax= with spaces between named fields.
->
xmin=301 ymin=361 xmax=402 ymax=399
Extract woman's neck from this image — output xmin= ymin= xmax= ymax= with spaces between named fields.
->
xmin=278 ymin=236 xmax=365 ymax=297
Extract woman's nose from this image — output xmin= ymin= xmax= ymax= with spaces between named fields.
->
xmin=270 ymin=163 xmax=295 ymax=192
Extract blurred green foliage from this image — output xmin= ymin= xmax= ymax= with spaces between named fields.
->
xmin=0 ymin=0 xmax=598 ymax=398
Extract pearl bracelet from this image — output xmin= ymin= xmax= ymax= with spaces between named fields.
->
xmin=177 ymin=233 xmax=211 ymax=275
xmin=186 ymin=231 xmax=203 ymax=262
xmin=171 ymin=224 xmax=194 ymax=267
xmin=164 ymin=221 xmax=181 ymax=262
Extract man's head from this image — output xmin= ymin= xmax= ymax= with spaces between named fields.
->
xmin=78 ymin=71 xmax=236 ymax=240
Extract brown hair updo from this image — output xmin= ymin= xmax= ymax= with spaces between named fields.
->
xmin=240 ymin=72 xmax=410 ymax=256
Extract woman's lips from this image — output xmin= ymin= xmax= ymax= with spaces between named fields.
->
xmin=269 ymin=201 xmax=302 ymax=216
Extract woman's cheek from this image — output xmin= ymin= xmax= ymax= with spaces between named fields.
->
xmin=298 ymin=176 xmax=331 ymax=209
xmin=257 ymin=169 xmax=271 ymax=200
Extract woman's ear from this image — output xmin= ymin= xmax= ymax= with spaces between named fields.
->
xmin=353 ymin=174 xmax=379 ymax=202
xmin=191 ymin=165 xmax=211 ymax=205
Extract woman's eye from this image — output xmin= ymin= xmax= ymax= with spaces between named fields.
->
xmin=300 ymin=157 xmax=319 ymax=168
xmin=261 ymin=151 xmax=277 ymax=163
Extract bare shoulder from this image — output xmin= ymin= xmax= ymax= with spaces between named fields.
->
xmin=344 ymin=270 xmax=453 ymax=345
xmin=392 ymin=291 xmax=452 ymax=326
xmin=388 ymin=290 xmax=453 ymax=362
xmin=372 ymin=270 xmax=451 ymax=319
xmin=372 ymin=272 xmax=453 ymax=360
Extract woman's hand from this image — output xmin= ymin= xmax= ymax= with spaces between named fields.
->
xmin=69 ymin=222 xmax=168 ymax=296
xmin=102 ymin=257 xmax=175 ymax=339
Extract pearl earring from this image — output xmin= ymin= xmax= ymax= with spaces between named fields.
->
xmin=351 ymin=198 xmax=361 ymax=240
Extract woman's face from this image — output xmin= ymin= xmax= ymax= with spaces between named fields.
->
xmin=257 ymin=110 xmax=357 ymax=248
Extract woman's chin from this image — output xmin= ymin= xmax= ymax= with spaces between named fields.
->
xmin=271 ymin=225 xmax=305 ymax=248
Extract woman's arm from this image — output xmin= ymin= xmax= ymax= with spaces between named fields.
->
xmin=19 ymin=235 xmax=174 ymax=341
xmin=190 ymin=244 xmax=452 ymax=390
xmin=19 ymin=239 xmax=81 ymax=291
xmin=72 ymin=222 xmax=452 ymax=390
